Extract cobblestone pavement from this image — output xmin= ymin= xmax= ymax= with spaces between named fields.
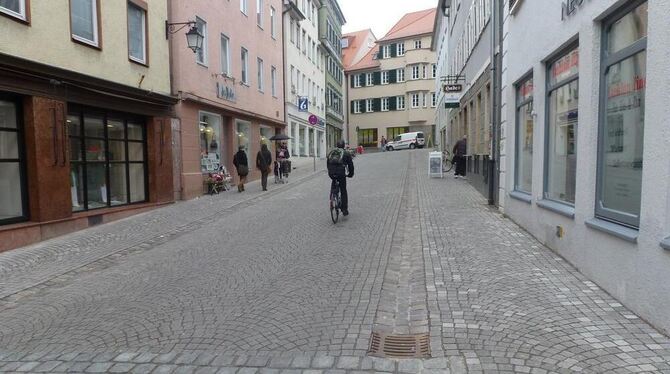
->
xmin=0 ymin=151 xmax=669 ymax=373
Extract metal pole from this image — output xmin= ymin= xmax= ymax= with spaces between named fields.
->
xmin=488 ymin=0 xmax=498 ymax=206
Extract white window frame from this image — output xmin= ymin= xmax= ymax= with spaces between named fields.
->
xmin=366 ymin=73 xmax=373 ymax=86
xmin=414 ymin=39 xmax=422 ymax=49
xmin=422 ymin=65 xmax=427 ymax=79
xmin=241 ymin=47 xmax=249 ymax=84
xmin=397 ymin=95 xmax=405 ymax=110
xmin=382 ymin=45 xmax=390 ymax=59
xmin=270 ymin=6 xmax=276 ymax=38
xmin=0 ymin=0 xmax=26 ymax=20
xmin=220 ymin=34 xmax=230 ymax=76
xmin=256 ymin=0 xmax=263 ymax=27
xmin=354 ymin=100 xmax=361 ymax=113
xmin=381 ymin=71 xmax=389 ymax=85
xmin=257 ymin=58 xmax=264 ymax=92
xmin=397 ymin=42 xmax=405 ymax=56
xmin=70 ymin=0 xmax=99 ymax=47
xmin=195 ymin=17 xmax=208 ymax=65
xmin=354 ymin=75 xmax=361 ymax=88
xmin=240 ymin=0 xmax=248 ymax=14
xmin=431 ymin=92 xmax=437 ymax=107
xmin=127 ymin=3 xmax=147 ymax=64
xmin=289 ymin=20 xmax=295 ymax=43
xmin=412 ymin=65 xmax=420 ymax=80
xmin=271 ymin=66 xmax=277 ymax=97
xmin=397 ymin=68 xmax=405 ymax=82
xmin=366 ymin=99 xmax=374 ymax=113
xmin=411 ymin=93 xmax=420 ymax=108
xmin=381 ymin=97 xmax=389 ymax=112
xmin=432 ymin=64 xmax=437 ymax=79
xmin=422 ymin=93 xmax=427 ymax=107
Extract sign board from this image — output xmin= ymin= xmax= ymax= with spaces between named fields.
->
xmin=308 ymin=114 xmax=318 ymax=125
xmin=443 ymin=84 xmax=463 ymax=93
xmin=298 ymin=97 xmax=309 ymax=112
xmin=216 ymin=82 xmax=236 ymax=102
xmin=445 ymin=102 xmax=459 ymax=109
xmin=429 ymin=151 xmax=443 ymax=178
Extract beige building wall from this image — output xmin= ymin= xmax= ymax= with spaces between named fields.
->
xmin=347 ymin=34 xmax=436 ymax=148
xmin=0 ymin=0 xmax=170 ymax=95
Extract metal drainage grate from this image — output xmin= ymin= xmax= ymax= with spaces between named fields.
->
xmin=368 ymin=332 xmax=431 ymax=359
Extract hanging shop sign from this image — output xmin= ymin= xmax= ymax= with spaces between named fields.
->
xmin=216 ymin=82 xmax=236 ymax=102
xmin=443 ymin=84 xmax=463 ymax=93
xmin=562 ymin=0 xmax=589 ymax=21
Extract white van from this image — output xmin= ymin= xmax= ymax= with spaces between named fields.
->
xmin=385 ymin=132 xmax=425 ymax=151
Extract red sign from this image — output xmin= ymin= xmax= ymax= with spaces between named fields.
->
xmin=308 ymin=114 xmax=318 ymax=125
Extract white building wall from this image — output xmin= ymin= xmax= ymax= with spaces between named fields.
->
xmin=284 ymin=1 xmax=327 ymax=159
xmin=502 ymin=0 xmax=670 ymax=334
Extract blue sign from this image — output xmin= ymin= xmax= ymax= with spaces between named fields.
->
xmin=298 ymin=97 xmax=309 ymax=112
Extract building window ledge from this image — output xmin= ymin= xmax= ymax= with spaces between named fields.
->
xmin=660 ymin=236 xmax=670 ymax=250
xmin=536 ymin=199 xmax=575 ymax=219
xmin=585 ymin=218 xmax=638 ymax=244
xmin=509 ymin=190 xmax=532 ymax=204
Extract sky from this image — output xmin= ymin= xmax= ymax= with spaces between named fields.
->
xmin=339 ymin=0 xmax=439 ymax=38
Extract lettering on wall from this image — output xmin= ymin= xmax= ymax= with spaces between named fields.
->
xmin=216 ymin=82 xmax=236 ymax=102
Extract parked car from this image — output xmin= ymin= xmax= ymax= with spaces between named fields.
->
xmin=385 ymin=132 xmax=425 ymax=151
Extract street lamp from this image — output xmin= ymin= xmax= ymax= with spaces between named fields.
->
xmin=165 ymin=21 xmax=204 ymax=53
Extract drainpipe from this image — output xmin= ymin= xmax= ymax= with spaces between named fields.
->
xmin=487 ymin=0 xmax=500 ymax=206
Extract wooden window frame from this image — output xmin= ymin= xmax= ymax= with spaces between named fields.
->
xmin=0 ymin=0 xmax=30 ymax=25
xmin=69 ymin=0 xmax=102 ymax=50
xmin=127 ymin=0 xmax=149 ymax=66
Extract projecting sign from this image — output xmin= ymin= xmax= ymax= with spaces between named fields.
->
xmin=298 ymin=97 xmax=309 ymax=112
xmin=443 ymin=84 xmax=463 ymax=93
xmin=308 ymin=114 xmax=318 ymax=125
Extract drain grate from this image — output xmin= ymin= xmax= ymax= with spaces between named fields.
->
xmin=368 ymin=332 xmax=431 ymax=358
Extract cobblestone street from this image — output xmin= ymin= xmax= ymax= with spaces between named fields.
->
xmin=0 ymin=151 xmax=669 ymax=373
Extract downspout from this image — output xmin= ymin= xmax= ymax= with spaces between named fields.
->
xmin=487 ymin=0 xmax=499 ymax=206
xmin=282 ymin=4 xmax=290 ymax=136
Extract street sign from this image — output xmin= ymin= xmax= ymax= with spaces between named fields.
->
xmin=443 ymin=84 xmax=463 ymax=93
xmin=298 ymin=97 xmax=309 ymax=112
xmin=308 ymin=114 xmax=318 ymax=125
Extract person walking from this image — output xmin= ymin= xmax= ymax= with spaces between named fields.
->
xmin=256 ymin=143 xmax=272 ymax=191
xmin=452 ymin=135 xmax=467 ymax=179
xmin=380 ymin=136 xmax=387 ymax=152
xmin=232 ymin=146 xmax=249 ymax=192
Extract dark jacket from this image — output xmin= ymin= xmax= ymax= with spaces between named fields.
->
xmin=327 ymin=148 xmax=354 ymax=178
xmin=453 ymin=139 xmax=467 ymax=156
xmin=233 ymin=150 xmax=248 ymax=176
xmin=256 ymin=145 xmax=272 ymax=172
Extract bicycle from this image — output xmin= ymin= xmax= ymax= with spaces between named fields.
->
xmin=330 ymin=179 xmax=342 ymax=223
xmin=442 ymin=150 xmax=455 ymax=172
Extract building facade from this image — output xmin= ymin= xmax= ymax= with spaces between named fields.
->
xmin=169 ymin=0 xmax=285 ymax=200
xmin=432 ymin=4 xmax=449 ymax=152
xmin=284 ymin=0 xmax=326 ymax=159
xmin=501 ymin=0 xmax=670 ymax=333
xmin=342 ymin=29 xmax=377 ymax=144
xmin=347 ymin=9 xmax=438 ymax=150
xmin=0 ymin=0 xmax=175 ymax=252
xmin=318 ymin=0 xmax=345 ymax=149
xmin=441 ymin=0 xmax=499 ymax=201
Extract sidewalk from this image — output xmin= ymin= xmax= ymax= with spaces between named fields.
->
xmin=0 ymin=159 xmax=325 ymax=302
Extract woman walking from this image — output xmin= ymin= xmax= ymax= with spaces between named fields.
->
xmin=256 ymin=143 xmax=272 ymax=191
xmin=232 ymin=146 xmax=249 ymax=192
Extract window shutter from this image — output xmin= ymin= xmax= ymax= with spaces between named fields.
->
xmin=373 ymin=72 xmax=381 ymax=85
xmin=350 ymin=100 xmax=356 ymax=113
xmin=389 ymin=98 xmax=397 ymax=111
xmin=359 ymin=73 xmax=365 ymax=85
xmin=350 ymin=75 xmax=355 ymax=88
xmin=390 ymin=43 xmax=397 ymax=58
xmin=373 ymin=98 xmax=381 ymax=112
xmin=377 ymin=49 xmax=383 ymax=59
xmin=389 ymin=69 xmax=397 ymax=83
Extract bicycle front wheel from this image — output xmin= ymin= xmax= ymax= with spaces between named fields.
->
xmin=443 ymin=159 xmax=454 ymax=172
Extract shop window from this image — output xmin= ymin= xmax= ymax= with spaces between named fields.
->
xmin=596 ymin=1 xmax=648 ymax=227
xmin=515 ymin=75 xmax=534 ymax=194
xmin=357 ymin=129 xmax=377 ymax=148
xmin=545 ymin=45 xmax=579 ymax=205
xmin=387 ymin=127 xmax=409 ymax=139
xmin=70 ymin=0 xmax=99 ymax=47
xmin=68 ymin=109 xmax=147 ymax=211
xmin=0 ymin=97 xmax=27 ymax=224
xmin=236 ymin=119 xmax=251 ymax=158
xmin=200 ymin=112 xmax=223 ymax=173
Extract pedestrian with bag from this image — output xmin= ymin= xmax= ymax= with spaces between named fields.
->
xmin=256 ymin=143 xmax=272 ymax=191
xmin=452 ymin=135 xmax=467 ymax=179
xmin=233 ymin=145 xmax=249 ymax=192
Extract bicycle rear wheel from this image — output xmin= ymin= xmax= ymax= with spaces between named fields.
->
xmin=330 ymin=193 xmax=339 ymax=224
xmin=443 ymin=158 xmax=454 ymax=172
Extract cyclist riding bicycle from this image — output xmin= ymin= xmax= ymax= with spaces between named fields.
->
xmin=327 ymin=140 xmax=354 ymax=216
